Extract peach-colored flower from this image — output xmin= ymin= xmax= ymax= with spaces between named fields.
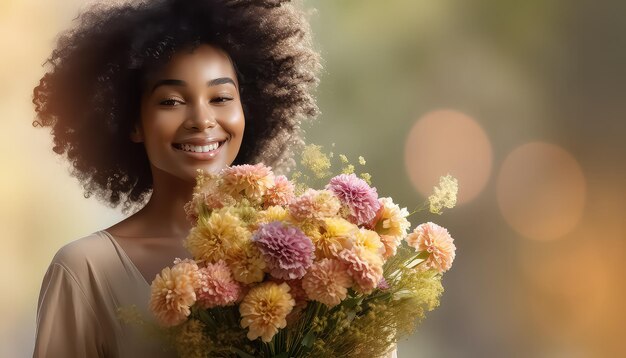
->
xmin=150 ymin=259 xmax=201 ymax=327
xmin=289 ymin=189 xmax=341 ymax=222
xmin=240 ymin=282 xmax=295 ymax=342
xmin=196 ymin=260 xmax=242 ymax=308
xmin=221 ymin=164 xmax=275 ymax=203
xmin=302 ymin=258 xmax=352 ymax=307
xmin=263 ymin=174 xmax=295 ymax=207
xmin=405 ymin=222 xmax=456 ymax=273
xmin=338 ymin=247 xmax=383 ymax=294
xmin=379 ymin=234 xmax=402 ymax=259
xmin=373 ymin=197 xmax=410 ymax=238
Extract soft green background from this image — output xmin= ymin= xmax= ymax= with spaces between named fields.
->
xmin=1 ymin=0 xmax=625 ymax=356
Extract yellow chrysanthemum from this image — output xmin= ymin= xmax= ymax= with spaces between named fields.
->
xmin=428 ymin=174 xmax=458 ymax=215
xmin=254 ymin=206 xmax=291 ymax=228
xmin=240 ymin=282 xmax=295 ymax=342
xmin=184 ymin=208 xmax=250 ymax=263
xmin=353 ymin=228 xmax=385 ymax=257
xmin=313 ymin=217 xmax=357 ymax=259
xmin=226 ymin=240 xmax=267 ymax=284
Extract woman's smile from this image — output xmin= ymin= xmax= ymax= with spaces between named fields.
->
xmin=171 ymin=139 xmax=227 ymax=160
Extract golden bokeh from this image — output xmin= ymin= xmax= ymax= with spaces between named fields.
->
xmin=404 ymin=109 xmax=493 ymax=204
xmin=520 ymin=241 xmax=611 ymax=339
xmin=496 ymin=142 xmax=586 ymax=241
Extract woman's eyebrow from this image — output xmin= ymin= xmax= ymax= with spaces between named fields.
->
xmin=150 ymin=77 xmax=237 ymax=93
xmin=208 ymin=77 xmax=237 ymax=88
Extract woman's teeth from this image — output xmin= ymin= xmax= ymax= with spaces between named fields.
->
xmin=177 ymin=142 xmax=220 ymax=153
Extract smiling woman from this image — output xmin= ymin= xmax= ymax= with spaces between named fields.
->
xmin=31 ymin=0 xmax=323 ymax=357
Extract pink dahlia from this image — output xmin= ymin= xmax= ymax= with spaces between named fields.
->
xmin=263 ymin=175 xmax=295 ymax=207
xmin=302 ymin=258 xmax=352 ymax=307
xmin=253 ymin=221 xmax=315 ymax=280
xmin=405 ymin=222 xmax=456 ymax=273
xmin=196 ymin=260 xmax=242 ymax=309
xmin=338 ymin=247 xmax=384 ymax=295
xmin=325 ymin=173 xmax=381 ymax=226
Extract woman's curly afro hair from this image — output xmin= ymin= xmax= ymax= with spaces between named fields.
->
xmin=32 ymin=0 xmax=322 ymax=215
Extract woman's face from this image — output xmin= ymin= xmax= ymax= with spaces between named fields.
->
xmin=133 ymin=44 xmax=245 ymax=183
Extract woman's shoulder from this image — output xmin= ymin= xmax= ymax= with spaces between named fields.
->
xmin=49 ymin=231 xmax=110 ymax=275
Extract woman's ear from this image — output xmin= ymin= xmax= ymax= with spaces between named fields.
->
xmin=129 ymin=123 xmax=144 ymax=143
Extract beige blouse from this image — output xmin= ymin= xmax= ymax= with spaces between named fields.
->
xmin=33 ymin=230 xmax=176 ymax=358
xmin=33 ymin=230 xmax=398 ymax=358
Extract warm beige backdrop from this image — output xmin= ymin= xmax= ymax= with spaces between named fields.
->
xmin=2 ymin=0 xmax=625 ymax=357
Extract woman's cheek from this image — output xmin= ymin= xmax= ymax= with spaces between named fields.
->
xmin=219 ymin=105 xmax=245 ymax=134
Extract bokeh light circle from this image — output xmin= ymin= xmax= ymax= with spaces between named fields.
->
xmin=404 ymin=109 xmax=493 ymax=205
xmin=496 ymin=142 xmax=586 ymax=240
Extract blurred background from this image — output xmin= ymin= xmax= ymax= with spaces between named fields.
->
xmin=1 ymin=0 xmax=625 ymax=357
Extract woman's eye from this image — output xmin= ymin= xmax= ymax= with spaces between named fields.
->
xmin=212 ymin=97 xmax=233 ymax=103
xmin=160 ymin=98 xmax=184 ymax=106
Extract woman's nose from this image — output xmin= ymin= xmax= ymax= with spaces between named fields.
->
xmin=185 ymin=103 xmax=217 ymax=130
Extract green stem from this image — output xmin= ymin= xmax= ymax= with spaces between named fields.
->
xmin=407 ymin=200 xmax=429 ymax=217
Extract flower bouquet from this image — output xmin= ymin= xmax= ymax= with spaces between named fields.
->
xmin=148 ymin=145 xmax=458 ymax=357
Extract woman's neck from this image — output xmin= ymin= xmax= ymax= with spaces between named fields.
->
xmin=128 ymin=168 xmax=195 ymax=238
